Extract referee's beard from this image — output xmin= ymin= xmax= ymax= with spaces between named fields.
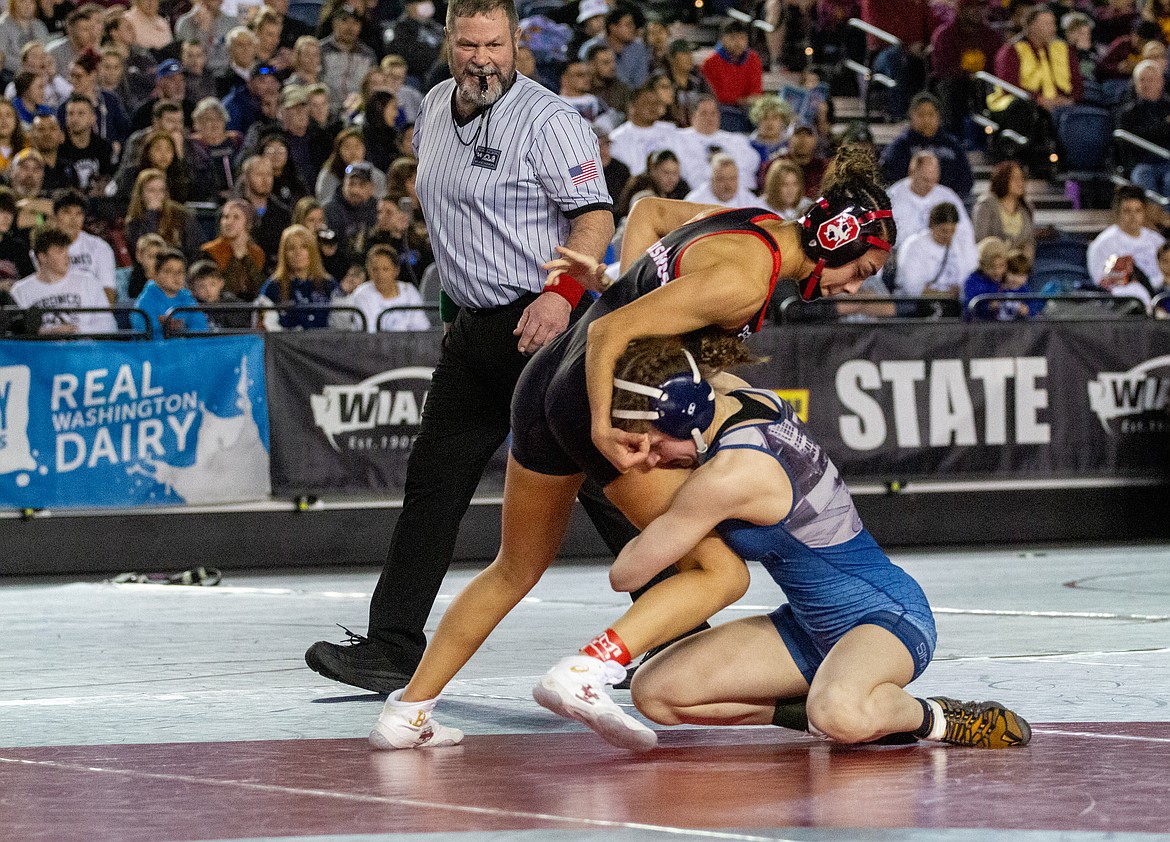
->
xmin=454 ymin=63 xmax=514 ymax=114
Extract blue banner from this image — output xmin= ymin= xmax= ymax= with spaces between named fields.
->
xmin=0 ymin=336 xmax=270 ymax=509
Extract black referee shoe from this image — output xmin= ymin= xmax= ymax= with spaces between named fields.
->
xmin=305 ymin=629 xmax=414 ymax=694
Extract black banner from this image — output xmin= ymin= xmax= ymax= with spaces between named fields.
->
xmin=746 ymin=320 xmax=1170 ymax=481
xmin=265 ymin=331 xmax=502 ymax=496
xmin=265 ymin=322 xmax=1170 ymax=497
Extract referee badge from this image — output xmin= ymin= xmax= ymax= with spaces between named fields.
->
xmin=472 ymin=146 xmax=501 ymax=170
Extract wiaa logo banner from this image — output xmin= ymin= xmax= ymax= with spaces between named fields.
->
xmin=0 ymin=336 xmax=270 ymax=508
xmin=1087 ymin=354 xmax=1170 ymax=435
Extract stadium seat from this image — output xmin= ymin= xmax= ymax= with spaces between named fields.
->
xmin=418 ymin=263 xmax=441 ymax=305
xmin=1056 ymin=106 xmax=1113 ymax=174
xmin=1034 ymin=236 xmax=1089 ymax=268
xmin=287 ymin=1 xmax=322 ymax=27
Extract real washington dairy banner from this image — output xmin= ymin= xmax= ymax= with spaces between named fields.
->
xmin=0 ymin=336 xmax=270 ymax=508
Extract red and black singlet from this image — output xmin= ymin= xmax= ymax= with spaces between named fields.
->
xmin=604 ymin=206 xmax=785 ymax=337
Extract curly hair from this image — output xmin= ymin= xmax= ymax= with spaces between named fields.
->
xmin=818 ymin=144 xmax=896 ymax=250
xmin=611 ymin=332 xmax=760 ymax=433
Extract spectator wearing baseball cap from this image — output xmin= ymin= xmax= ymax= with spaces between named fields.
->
xmin=130 ymin=59 xmax=193 ymax=132
xmin=259 ymin=84 xmax=327 ymax=191
xmin=224 ymin=61 xmax=279 ymax=133
xmin=322 ymin=160 xmax=378 ymax=254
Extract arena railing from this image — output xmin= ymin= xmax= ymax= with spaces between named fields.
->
xmin=163 ymin=304 xmax=370 ymax=335
xmin=967 ymin=293 xmax=1150 ymax=321
xmin=164 ymin=304 xmax=443 ymax=336
xmin=1112 ymin=129 xmax=1170 ymax=195
xmin=777 ymin=295 xmax=962 ymax=324
xmin=0 ymin=306 xmax=153 ymax=340
xmin=971 ymin=71 xmax=1036 ymax=158
xmin=843 ymin=18 xmax=900 ymax=120
xmin=374 ymin=305 xmax=441 ymax=332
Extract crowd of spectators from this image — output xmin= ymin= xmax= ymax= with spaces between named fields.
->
xmin=4 ymin=0 xmax=1170 ymax=336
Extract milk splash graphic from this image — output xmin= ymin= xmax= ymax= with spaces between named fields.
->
xmin=127 ymin=355 xmax=270 ymax=503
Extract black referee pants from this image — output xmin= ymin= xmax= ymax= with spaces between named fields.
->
xmin=367 ymin=294 xmax=641 ymax=670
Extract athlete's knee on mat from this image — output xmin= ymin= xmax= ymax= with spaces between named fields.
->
xmin=806 ymin=684 xmax=884 ymax=744
xmin=628 ymin=667 xmax=687 ymax=726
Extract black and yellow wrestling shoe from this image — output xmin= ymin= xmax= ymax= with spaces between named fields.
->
xmin=928 ymin=696 xmax=1032 ymax=748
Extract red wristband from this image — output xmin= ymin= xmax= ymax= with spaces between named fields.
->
xmin=543 ymin=273 xmax=586 ymax=307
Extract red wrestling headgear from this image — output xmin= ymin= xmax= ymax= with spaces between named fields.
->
xmin=797 ymin=199 xmax=894 ymax=300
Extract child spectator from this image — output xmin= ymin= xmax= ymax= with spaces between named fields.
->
xmin=963 ymin=236 xmax=1037 ymax=319
xmin=326 ymin=257 xmax=365 ymax=331
xmin=133 ymin=247 xmax=209 ymax=337
xmin=128 ymin=231 xmax=167 ymax=300
xmin=351 ymin=244 xmax=429 ymax=332
xmin=188 ymin=258 xmax=250 ymax=329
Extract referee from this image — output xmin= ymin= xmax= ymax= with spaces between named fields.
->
xmin=306 ymin=0 xmax=637 ymax=693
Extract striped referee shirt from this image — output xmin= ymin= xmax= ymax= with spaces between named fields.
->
xmin=413 ymin=72 xmax=612 ymax=309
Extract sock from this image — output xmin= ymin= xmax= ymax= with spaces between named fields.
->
xmin=914 ymin=697 xmax=946 ymax=740
xmin=912 ymin=697 xmax=933 ymax=738
xmin=580 ymin=628 xmax=632 ymax=666
xmin=771 ymin=696 xmax=810 ymax=731
xmin=387 ymin=688 xmax=434 ymax=708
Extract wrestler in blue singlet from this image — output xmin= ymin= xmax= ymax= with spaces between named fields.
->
xmin=710 ymin=387 xmax=937 ymax=683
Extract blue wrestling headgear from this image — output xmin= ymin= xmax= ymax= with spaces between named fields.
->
xmin=612 ymin=349 xmax=716 ymax=454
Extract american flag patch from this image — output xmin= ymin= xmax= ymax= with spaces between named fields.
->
xmin=568 ymin=159 xmax=599 ymax=185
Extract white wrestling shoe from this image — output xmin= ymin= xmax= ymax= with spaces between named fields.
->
xmin=533 ymin=655 xmax=657 ymax=752
xmin=369 ymin=689 xmax=464 ymax=750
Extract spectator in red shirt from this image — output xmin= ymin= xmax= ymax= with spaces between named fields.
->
xmin=930 ymin=0 xmax=1003 ymax=139
xmin=701 ymin=19 xmax=762 ymax=132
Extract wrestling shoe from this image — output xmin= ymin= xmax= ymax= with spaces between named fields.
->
xmin=369 ymin=689 xmax=464 ymax=750
xmin=928 ymin=697 xmax=1032 ymax=748
xmin=533 ymin=655 xmax=657 ymax=752
xmin=305 ymin=627 xmax=414 ymax=694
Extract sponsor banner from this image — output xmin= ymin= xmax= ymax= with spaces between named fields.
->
xmin=265 ymin=332 xmax=511 ymax=495
xmin=0 ymin=336 xmax=269 ymax=508
xmin=747 ymin=320 xmax=1170 ymax=479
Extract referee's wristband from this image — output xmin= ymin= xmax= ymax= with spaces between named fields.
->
xmin=438 ymin=288 xmax=458 ymax=323
xmin=543 ymin=273 xmax=587 ymax=308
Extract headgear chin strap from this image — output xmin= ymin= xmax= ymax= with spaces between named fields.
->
xmin=612 ymin=349 xmax=716 ymax=454
xmin=797 ymin=198 xmax=894 ymax=300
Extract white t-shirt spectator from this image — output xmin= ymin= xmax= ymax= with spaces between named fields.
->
xmin=676 ymin=127 xmax=762 ymax=191
xmin=684 ymin=181 xmax=759 ymax=209
xmin=11 ymin=270 xmax=117 ymax=334
xmin=351 ymin=281 xmax=430 ymax=332
xmin=68 ymin=232 xmax=117 ymax=298
xmin=887 ymin=177 xmax=977 ymax=286
xmin=1087 ymin=224 xmax=1166 ymax=286
xmin=895 ymin=228 xmax=978 ymax=297
xmin=608 ymin=120 xmax=684 ymax=176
